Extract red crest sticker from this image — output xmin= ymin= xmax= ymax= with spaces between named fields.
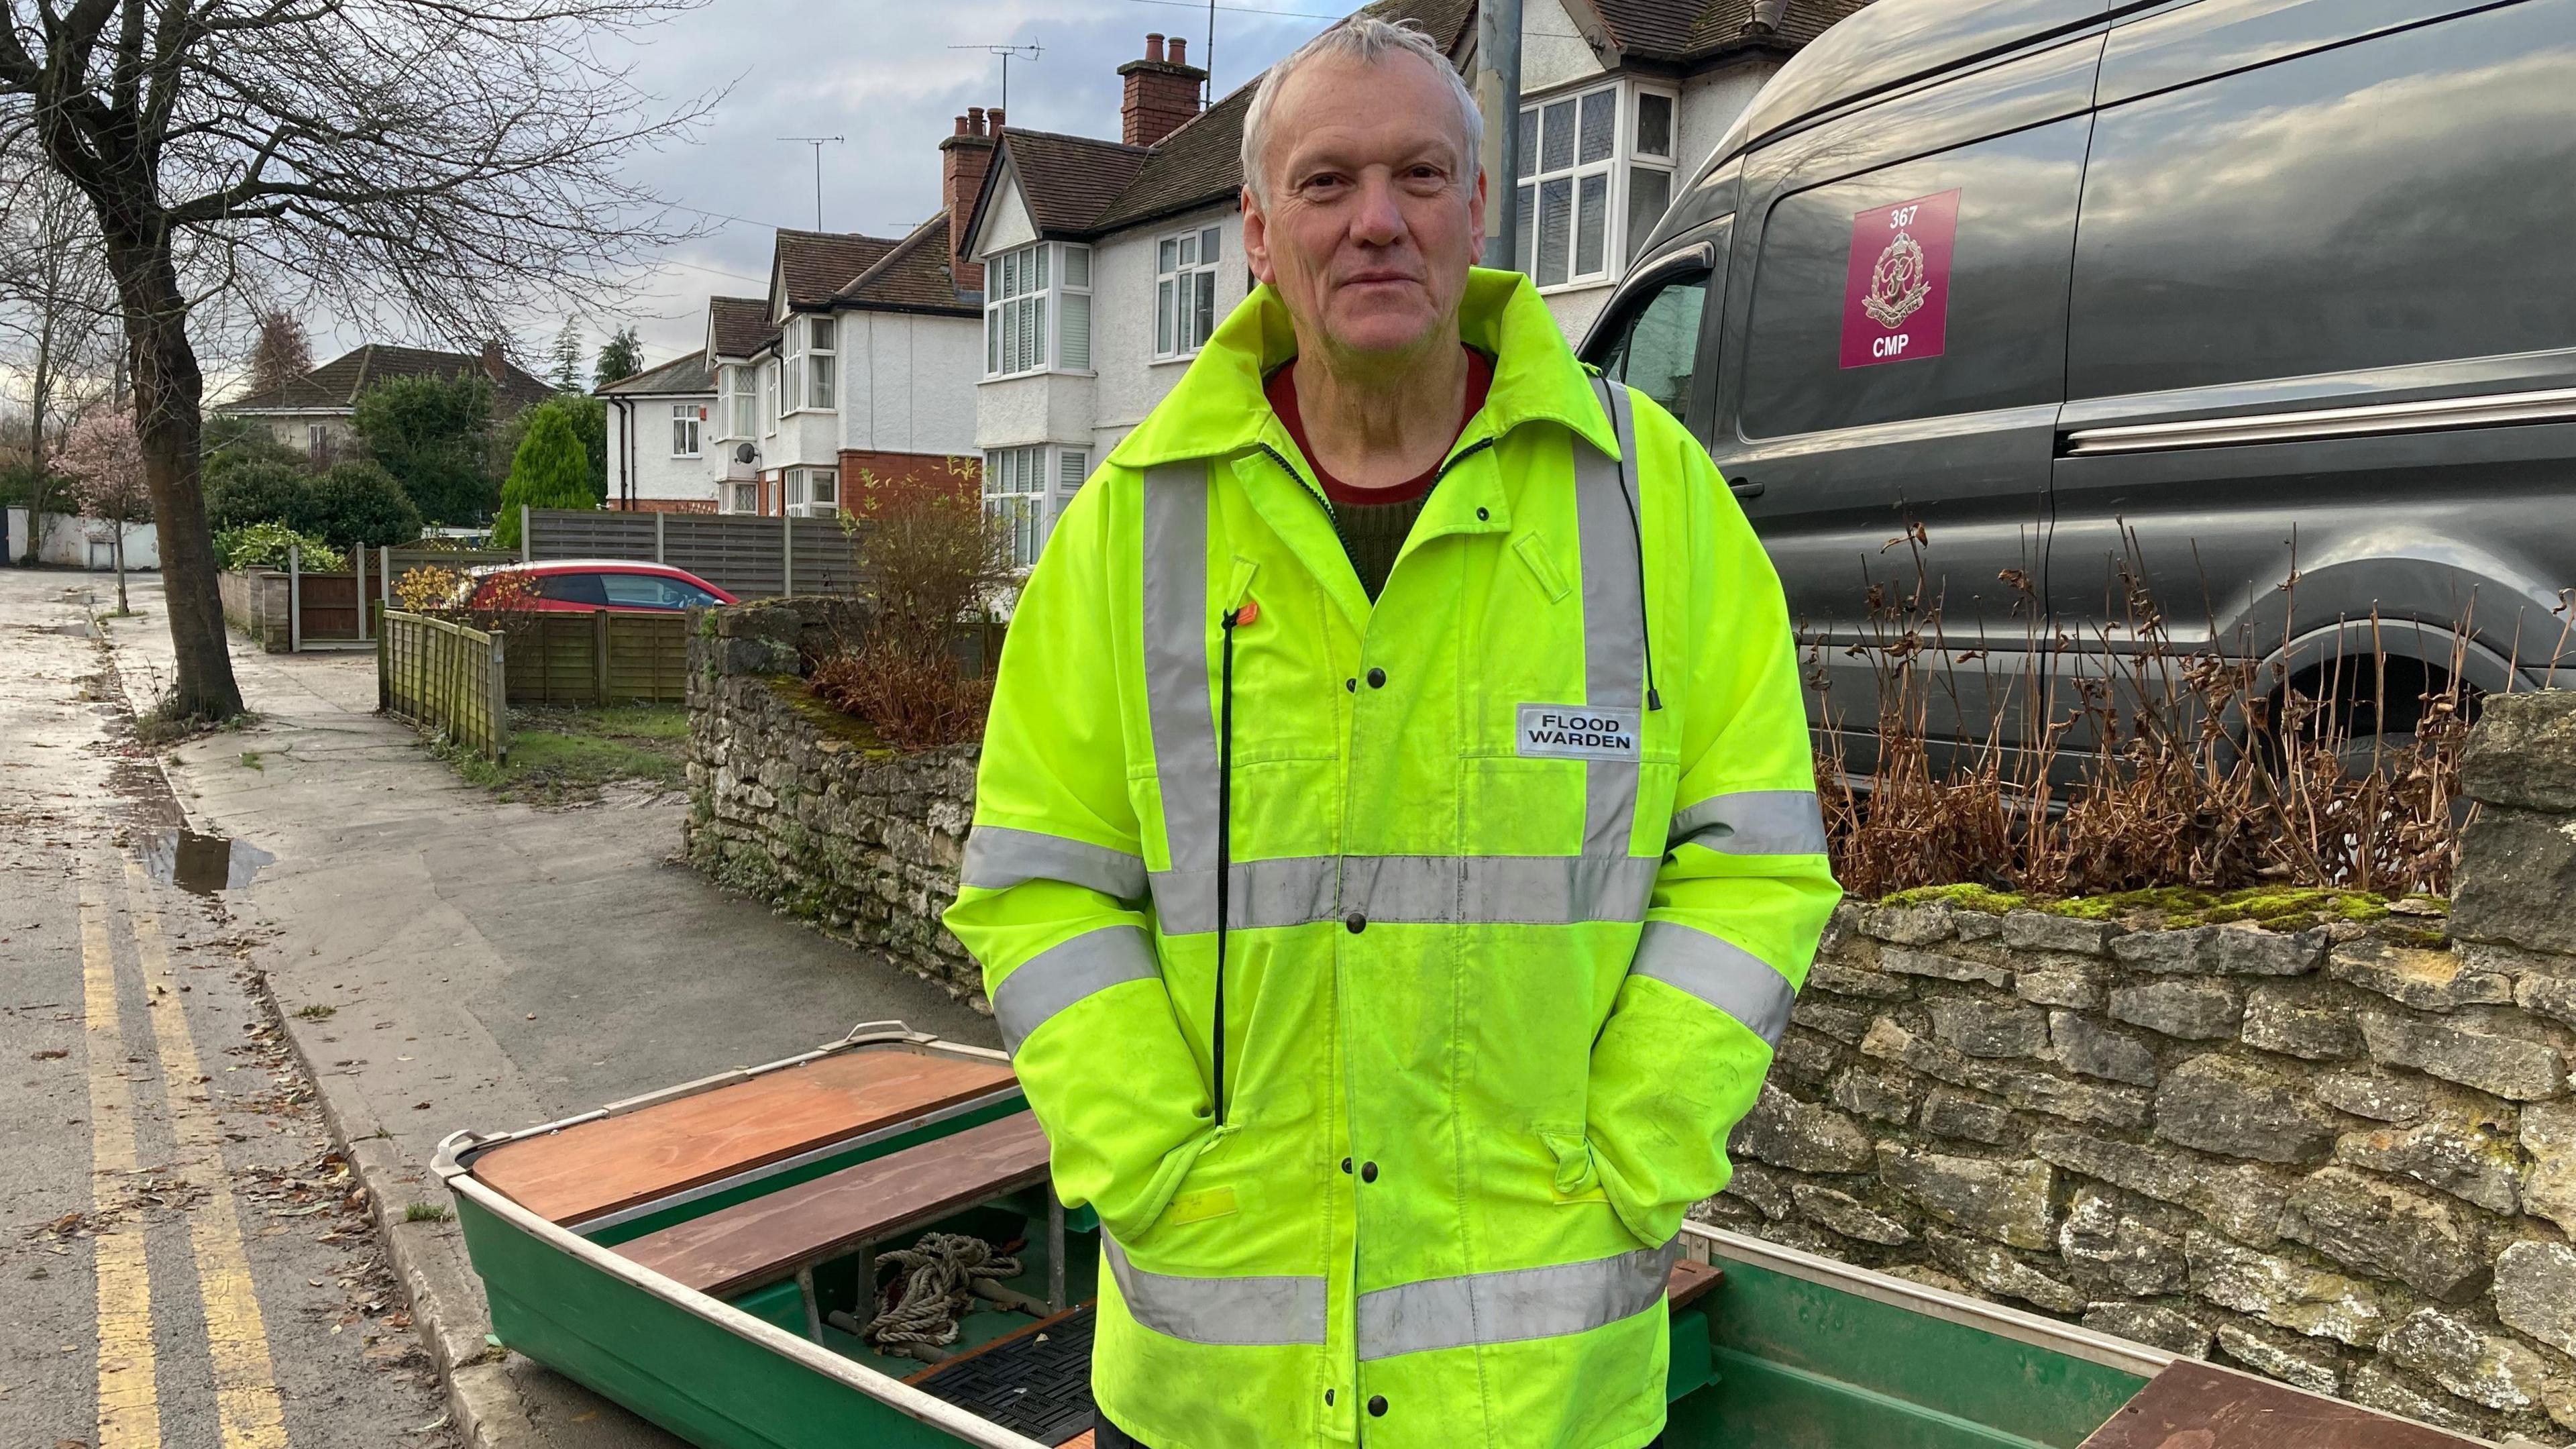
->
xmin=1839 ymin=189 xmax=1960 ymax=369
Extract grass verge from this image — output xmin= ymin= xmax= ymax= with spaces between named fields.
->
xmin=448 ymin=703 xmax=689 ymax=806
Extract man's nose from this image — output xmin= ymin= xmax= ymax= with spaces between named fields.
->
xmin=1349 ymin=172 xmax=1407 ymax=247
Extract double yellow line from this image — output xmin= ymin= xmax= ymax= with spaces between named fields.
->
xmin=78 ymin=858 xmax=291 ymax=1448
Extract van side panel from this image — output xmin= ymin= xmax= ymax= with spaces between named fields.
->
xmin=2049 ymin=0 xmax=2576 ymax=682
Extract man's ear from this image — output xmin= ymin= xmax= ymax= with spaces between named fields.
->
xmin=1468 ymin=167 xmax=1488 ymax=263
xmin=1241 ymin=186 xmax=1276 ymax=287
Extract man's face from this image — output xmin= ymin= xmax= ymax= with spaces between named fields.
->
xmin=1244 ymin=52 xmax=1485 ymax=360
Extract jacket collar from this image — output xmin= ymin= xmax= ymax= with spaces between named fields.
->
xmin=1106 ymin=266 xmax=1619 ymax=472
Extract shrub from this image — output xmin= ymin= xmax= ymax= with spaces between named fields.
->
xmin=352 ymin=371 xmax=497 ymax=525
xmin=201 ymin=413 xmax=309 ymax=482
xmin=492 ymin=405 xmax=594 ymax=549
xmin=809 ymin=639 xmax=994 ymax=749
xmin=309 ymin=460 xmax=421 ymax=548
xmin=805 ymin=472 xmax=1014 ymax=749
xmin=494 ymin=392 xmax=606 ymax=506
xmin=205 ymin=458 xmax=321 ymax=533
xmin=214 ymin=521 xmax=345 ymax=572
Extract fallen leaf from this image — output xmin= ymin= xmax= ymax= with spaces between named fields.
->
xmin=32 ymin=1049 xmax=66 ymax=1061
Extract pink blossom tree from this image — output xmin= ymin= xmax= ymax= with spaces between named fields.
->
xmin=55 ymin=410 xmax=148 ymax=615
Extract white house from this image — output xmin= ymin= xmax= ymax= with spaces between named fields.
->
xmin=962 ymin=0 xmax=1868 ymax=564
xmin=601 ymin=348 xmax=721 ymax=512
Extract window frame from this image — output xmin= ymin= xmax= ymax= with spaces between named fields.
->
xmin=718 ymin=365 xmax=755 ymax=441
xmin=1154 ymin=223 xmax=1226 ymax=361
xmin=669 ymin=402 xmax=702 ymax=458
xmin=802 ymin=316 xmax=835 ymax=411
xmin=1513 ymin=79 xmax=1682 ymax=294
xmin=983 ymin=242 xmax=1093 ymax=379
xmin=762 ymin=360 xmax=780 ymax=432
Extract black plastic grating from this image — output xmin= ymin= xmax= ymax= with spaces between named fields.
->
xmin=909 ymin=1303 xmax=1098 ymax=1445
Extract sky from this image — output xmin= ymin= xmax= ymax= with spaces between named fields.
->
xmin=309 ymin=0 xmax=1359 ymax=376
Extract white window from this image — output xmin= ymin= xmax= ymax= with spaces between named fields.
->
xmin=727 ymin=480 xmax=759 ymax=515
xmin=984 ymin=243 xmax=1091 ymax=377
xmin=784 ymin=466 xmax=838 ymax=517
xmin=764 ymin=360 xmax=781 ymax=429
xmin=806 ymin=317 xmax=835 ymax=410
xmin=720 ymin=366 xmax=755 ymax=440
xmin=983 ymin=445 xmax=1048 ymax=566
xmin=1514 ymin=82 xmax=1678 ymax=289
xmin=670 ymin=403 xmax=702 ymax=458
xmin=1156 ymin=225 xmax=1223 ymax=359
xmin=307 ymin=424 xmax=329 ymax=462
xmin=1059 ymin=448 xmax=1089 ymax=498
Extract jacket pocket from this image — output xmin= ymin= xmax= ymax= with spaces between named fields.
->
xmin=1538 ymin=1128 xmax=1609 ymax=1205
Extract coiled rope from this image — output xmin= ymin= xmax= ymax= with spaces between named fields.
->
xmin=861 ymin=1233 xmax=1024 ymax=1352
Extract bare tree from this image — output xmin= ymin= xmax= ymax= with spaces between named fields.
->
xmin=0 ymin=0 xmax=712 ymax=719
xmin=0 ymin=169 xmax=117 ymax=565
xmin=248 ymin=309 xmax=311 ymax=398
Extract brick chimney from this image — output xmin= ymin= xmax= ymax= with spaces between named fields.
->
xmin=1119 ymin=33 xmax=1205 ymax=147
xmin=480 ymin=339 xmax=507 ymax=382
xmin=941 ymin=107 xmax=998 ymax=294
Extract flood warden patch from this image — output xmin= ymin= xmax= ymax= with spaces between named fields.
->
xmin=1516 ymin=704 xmax=1640 ymax=761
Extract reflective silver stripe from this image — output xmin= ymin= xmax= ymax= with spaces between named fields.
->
xmin=961 ymin=826 xmax=1149 ymax=902
xmin=1668 ymin=790 xmax=1827 ymax=857
xmin=1102 ymin=1234 xmax=1328 ymax=1346
xmin=1630 ymin=921 xmax=1795 ymax=1048
xmin=1146 ymin=854 xmax=1660 ymax=933
xmin=1142 ymin=462 xmax=1220 ymax=887
xmin=1576 ymin=377 xmax=1644 ymax=861
xmin=1357 ymin=1240 xmax=1678 ymax=1360
xmin=991 ymin=925 xmax=1161 ymax=1055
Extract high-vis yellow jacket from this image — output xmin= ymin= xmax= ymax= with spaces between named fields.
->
xmin=944 ymin=268 xmax=1839 ymax=1449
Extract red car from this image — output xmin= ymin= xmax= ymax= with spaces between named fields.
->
xmin=464 ymin=561 xmax=737 ymax=612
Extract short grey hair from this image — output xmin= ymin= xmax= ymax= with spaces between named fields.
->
xmin=1239 ymin=16 xmax=1485 ymax=207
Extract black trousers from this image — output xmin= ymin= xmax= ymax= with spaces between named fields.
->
xmin=1091 ymin=1415 xmax=1665 ymax=1448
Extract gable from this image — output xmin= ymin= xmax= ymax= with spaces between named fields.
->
xmin=977 ymin=164 xmax=1041 ymax=258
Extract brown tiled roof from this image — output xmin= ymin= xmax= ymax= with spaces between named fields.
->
xmin=598 ymin=348 xmax=714 ymax=396
xmin=990 ymin=129 xmax=1153 ymax=238
xmin=773 ymin=229 xmax=899 ymax=309
xmin=708 ymin=296 xmax=775 ymax=359
xmin=1090 ymin=81 xmax=1256 ymax=233
xmin=218 ymin=343 xmax=555 ymax=415
xmin=833 ymin=213 xmax=976 ymax=315
xmin=1590 ymin=0 xmax=1874 ymax=62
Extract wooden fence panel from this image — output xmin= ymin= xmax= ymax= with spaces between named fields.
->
xmin=484 ymin=608 xmax=692 ymax=706
xmin=522 ymin=508 xmax=874 ymax=600
xmin=379 ymin=610 xmax=508 ymax=762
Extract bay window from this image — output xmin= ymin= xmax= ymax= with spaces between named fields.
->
xmin=1157 ymin=224 xmax=1222 ymax=359
xmin=763 ymin=360 xmax=780 ymax=431
xmin=1514 ymin=81 xmax=1679 ymax=289
xmin=720 ymin=365 xmax=755 ymax=439
xmin=784 ymin=316 xmax=835 ymax=411
xmin=982 ymin=443 xmax=1091 ymax=568
xmin=985 ymin=242 xmax=1091 ymax=377
xmin=784 ymin=467 xmax=839 ymax=518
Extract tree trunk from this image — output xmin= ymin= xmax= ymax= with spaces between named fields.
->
xmin=111 ymin=518 xmax=127 ymax=614
xmin=103 ymin=232 xmax=240 ymax=718
xmin=21 ymin=311 xmax=54 ymax=567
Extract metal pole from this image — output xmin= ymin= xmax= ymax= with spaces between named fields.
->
xmin=655 ymin=511 xmax=667 ymax=564
xmin=782 ymin=511 xmax=794 ymax=598
xmin=355 ymin=541 xmax=367 ymax=642
xmin=1477 ymin=0 xmax=1524 ymax=272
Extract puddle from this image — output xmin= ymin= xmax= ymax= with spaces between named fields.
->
xmin=140 ymin=828 xmax=276 ymax=894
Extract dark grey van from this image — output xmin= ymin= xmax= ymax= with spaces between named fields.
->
xmin=1583 ymin=0 xmax=2576 ymax=759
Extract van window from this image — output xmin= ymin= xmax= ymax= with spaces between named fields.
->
xmin=1738 ymin=117 xmax=2090 ymax=439
xmin=536 ymin=572 xmax=609 ymax=606
xmin=1593 ymin=265 xmax=1709 ymax=421
xmin=2068 ymin=1 xmax=2576 ymax=400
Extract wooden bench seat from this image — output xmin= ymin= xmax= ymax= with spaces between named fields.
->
xmin=1665 ymin=1258 xmax=1721 ymax=1314
xmin=618 ymin=1111 xmax=1054 ymax=1299
xmin=471 ymin=1048 xmax=1017 ymax=1227
xmin=2080 ymin=1360 xmax=2486 ymax=1448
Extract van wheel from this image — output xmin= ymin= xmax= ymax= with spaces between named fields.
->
xmin=2261 ymin=655 xmax=2477 ymax=777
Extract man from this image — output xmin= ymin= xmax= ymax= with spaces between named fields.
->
xmin=945 ymin=17 xmax=1837 ymax=1448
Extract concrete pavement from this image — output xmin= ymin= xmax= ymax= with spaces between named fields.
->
xmin=71 ymin=571 xmax=1003 ymax=1447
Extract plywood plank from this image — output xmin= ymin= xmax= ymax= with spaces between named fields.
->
xmin=617 ymin=1111 xmax=1051 ymax=1297
xmin=472 ymin=1048 xmax=1017 ymax=1227
xmin=2080 ymin=1360 xmax=2485 ymax=1449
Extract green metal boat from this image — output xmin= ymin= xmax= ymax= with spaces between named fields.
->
xmin=434 ymin=1025 xmax=2481 ymax=1449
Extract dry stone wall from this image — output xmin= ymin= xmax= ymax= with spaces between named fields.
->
xmin=1710 ymin=692 xmax=2576 ymax=1446
xmin=682 ymin=598 xmax=981 ymax=1001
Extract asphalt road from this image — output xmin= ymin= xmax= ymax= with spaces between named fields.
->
xmin=0 ymin=569 xmax=456 ymax=1448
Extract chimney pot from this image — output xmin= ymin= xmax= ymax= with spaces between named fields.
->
xmin=954 ymin=115 xmax=969 ymax=136
xmin=481 ymin=339 xmax=505 ymax=382
xmin=967 ymin=105 xmax=986 ymax=135
xmin=988 ymin=107 xmax=1004 ymax=132
xmin=1169 ymin=36 xmax=1186 ymax=65
xmin=1146 ymin=32 xmax=1165 ymax=62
